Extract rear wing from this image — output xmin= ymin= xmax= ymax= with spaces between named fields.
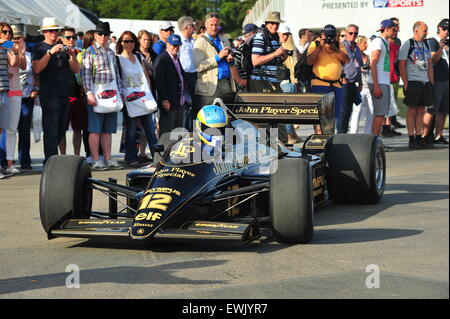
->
xmin=227 ymin=92 xmax=335 ymax=135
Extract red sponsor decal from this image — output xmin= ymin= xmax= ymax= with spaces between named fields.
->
xmin=388 ymin=0 xmax=423 ymax=7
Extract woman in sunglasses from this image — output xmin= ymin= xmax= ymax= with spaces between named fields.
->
xmin=116 ymin=31 xmax=158 ymax=167
xmin=0 ymin=24 xmax=27 ymax=175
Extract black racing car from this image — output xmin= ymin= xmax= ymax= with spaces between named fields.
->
xmin=39 ymin=93 xmax=386 ymax=245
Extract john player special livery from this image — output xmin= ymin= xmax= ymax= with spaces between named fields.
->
xmin=39 ymin=93 xmax=386 ymax=245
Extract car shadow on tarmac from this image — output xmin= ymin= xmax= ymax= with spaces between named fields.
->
xmin=0 ymin=259 xmax=230 ymax=295
xmin=315 ymin=183 xmax=448 ymax=227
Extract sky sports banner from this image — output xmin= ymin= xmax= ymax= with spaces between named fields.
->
xmin=321 ymin=0 xmax=424 ymax=10
xmin=373 ymin=0 xmax=424 ymax=8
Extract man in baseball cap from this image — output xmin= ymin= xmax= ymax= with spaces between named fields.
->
xmin=242 ymin=23 xmax=258 ymax=35
xmin=377 ymin=19 xmax=397 ymax=32
xmin=153 ymin=21 xmax=175 ymax=56
xmin=167 ymin=34 xmax=182 ymax=46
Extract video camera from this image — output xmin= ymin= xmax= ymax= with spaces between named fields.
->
xmin=324 ymin=36 xmax=339 ymax=48
xmin=285 ymin=50 xmax=295 ymax=56
xmin=227 ymin=47 xmax=239 ymax=57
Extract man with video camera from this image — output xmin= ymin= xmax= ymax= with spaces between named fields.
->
xmin=249 ymin=11 xmax=289 ymax=93
xmin=194 ymin=12 xmax=240 ymax=106
xmin=32 ymin=17 xmax=80 ymax=164
xmin=307 ymin=24 xmax=349 ymax=133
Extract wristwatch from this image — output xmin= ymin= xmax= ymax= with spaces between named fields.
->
xmin=47 ymin=49 xmax=53 ymax=56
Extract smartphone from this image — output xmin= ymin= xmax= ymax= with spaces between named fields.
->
xmin=0 ymin=41 xmax=13 ymax=49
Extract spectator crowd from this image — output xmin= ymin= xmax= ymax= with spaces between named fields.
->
xmin=0 ymin=12 xmax=448 ymax=179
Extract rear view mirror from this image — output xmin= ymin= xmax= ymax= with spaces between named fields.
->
xmin=152 ymin=144 xmax=165 ymax=154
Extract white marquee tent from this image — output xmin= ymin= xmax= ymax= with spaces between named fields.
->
xmin=0 ymin=0 xmax=95 ymax=34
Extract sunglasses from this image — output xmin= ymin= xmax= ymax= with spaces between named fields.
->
xmin=340 ymin=34 xmax=346 ymax=38
xmin=122 ymin=40 xmax=135 ymax=44
xmin=348 ymin=32 xmax=358 ymax=36
xmin=1 ymin=30 xmax=13 ymax=35
xmin=96 ymin=32 xmax=110 ymax=37
xmin=206 ymin=13 xmax=220 ymax=19
xmin=63 ymin=35 xmax=76 ymax=40
xmin=442 ymin=27 xmax=448 ymax=31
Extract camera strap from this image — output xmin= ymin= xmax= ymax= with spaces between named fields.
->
xmin=201 ymin=35 xmax=221 ymax=55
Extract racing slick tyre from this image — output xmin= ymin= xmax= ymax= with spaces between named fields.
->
xmin=325 ymin=134 xmax=386 ymax=204
xmin=270 ymin=158 xmax=314 ymax=244
xmin=39 ymin=155 xmax=93 ymax=236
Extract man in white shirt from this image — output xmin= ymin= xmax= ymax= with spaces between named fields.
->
xmin=178 ymin=16 xmax=197 ymax=129
xmin=297 ymin=28 xmax=312 ymax=54
xmin=368 ymin=19 xmax=397 ymax=137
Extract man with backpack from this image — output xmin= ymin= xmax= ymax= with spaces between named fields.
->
xmin=425 ymin=18 xmax=449 ymax=145
xmin=398 ymin=21 xmax=434 ymax=149
xmin=234 ymin=23 xmax=258 ymax=92
xmin=295 ymin=28 xmax=313 ymax=93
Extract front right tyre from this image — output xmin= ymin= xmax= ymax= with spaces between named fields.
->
xmin=40 ymin=155 xmax=92 ymax=237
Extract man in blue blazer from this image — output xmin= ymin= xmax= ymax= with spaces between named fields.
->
xmin=154 ymin=34 xmax=192 ymax=135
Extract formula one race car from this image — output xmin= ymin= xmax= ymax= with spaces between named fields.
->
xmin=40 ymin=93 xmax=386 ymax=245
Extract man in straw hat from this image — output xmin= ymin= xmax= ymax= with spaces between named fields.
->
xmin=249 ymin=12 xmax=289 ymax=143
xmin=32 ymin=17 xmax=80 ymax=165
xmin=249 ymin=11 xmax=288 ymax=93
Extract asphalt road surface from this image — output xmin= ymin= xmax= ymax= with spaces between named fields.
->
xmin=0 ymin=127 xmax=448 ymax=299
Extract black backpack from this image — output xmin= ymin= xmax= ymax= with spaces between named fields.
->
xmin=294 ymin=41 xmax=318 ymax=83
xmin=394 ymin=38 xmax=431 ymax=75
xmin=240 ymin=37 xmax=255 ymax=77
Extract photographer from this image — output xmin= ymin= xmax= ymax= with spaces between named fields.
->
xmin=193 ymin=12 xmax=239 ymax=106
xmin=249 ymin=12 xmax=288 ymax=93
xmin=32 ymin=17 xmax=80 ymax=164
xmin=306 ymin=24 xmax=349 ymax=133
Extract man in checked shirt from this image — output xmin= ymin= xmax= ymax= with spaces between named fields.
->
xmin=81 ymin=21 xmax=122 ymax=170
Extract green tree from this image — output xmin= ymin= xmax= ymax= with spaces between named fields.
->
xmin=73 ymin=0 xmax=256 ymax=36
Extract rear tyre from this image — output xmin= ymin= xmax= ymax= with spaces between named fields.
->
xmin=270 ymin=158 xmax=314 ymax=244
xmin=325 ymin=134 xmax=386 ymax=204
xmin=39 ymin=155 xmax=92 ymax=236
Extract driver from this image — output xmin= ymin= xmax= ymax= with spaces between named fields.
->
xmin=195 ymin=105 xmax=228 ymax=147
